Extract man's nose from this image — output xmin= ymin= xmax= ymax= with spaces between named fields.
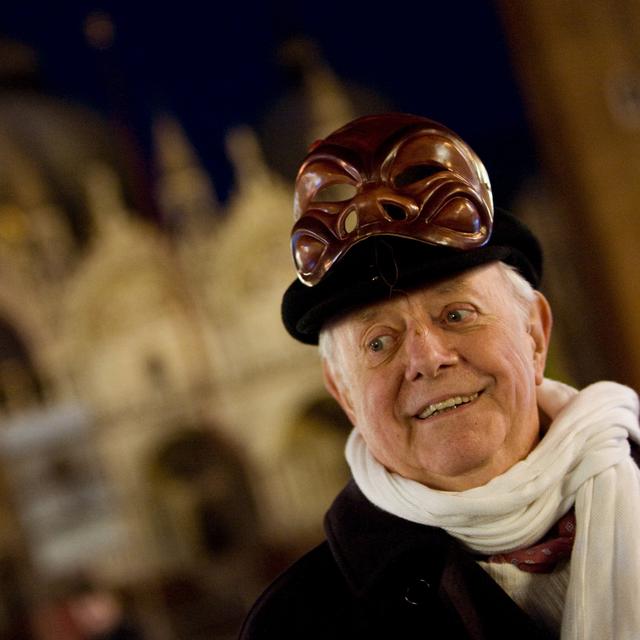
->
xmin=404 ymin=325 xmax=459 ymax=381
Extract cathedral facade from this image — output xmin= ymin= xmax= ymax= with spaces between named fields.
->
xmin=0 ymin=56 xmax=353 ymax=638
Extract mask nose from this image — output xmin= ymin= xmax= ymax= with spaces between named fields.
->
xmin=352 ymin=187 xmax=419 ymax=227
xmin=405 ymin=325 xmax=459 ymax=381
xmin=380 ymin=200 xmax=409 ymax=221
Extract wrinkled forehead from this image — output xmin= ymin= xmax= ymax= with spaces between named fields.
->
xmin=303 ymin=114 xmax=460 ymax=176
xmin=320 ymin=113 xmax=454 ymax=151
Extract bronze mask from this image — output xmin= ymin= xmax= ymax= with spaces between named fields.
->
xmin=291 ymin=113 xmax=494 ymax=286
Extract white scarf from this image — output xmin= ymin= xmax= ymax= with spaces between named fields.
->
xmin=346 ymin=378 xmax=640 ymax=639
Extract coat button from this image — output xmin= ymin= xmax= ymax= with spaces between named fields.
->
xmin=403 ymin=577 xmax=433 ymax=606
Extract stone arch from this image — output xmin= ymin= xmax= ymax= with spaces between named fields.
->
xmin=0 ymin=282 xmax=55 ymax=382
xmin=150 ymin=426 xmax=259 ymax=560
xmin=146 ymin=425 xmax=264 ymax=637
xmin=271 ymin=395 xmax=352 ymax=545
xmin=0 ymin=315 xmax=44 ymax=412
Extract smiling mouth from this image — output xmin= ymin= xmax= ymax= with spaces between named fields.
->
xmin=417 ymin=391 xmax=480 ymax=420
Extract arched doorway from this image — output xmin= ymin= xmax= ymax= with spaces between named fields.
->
xmin=0 ymin=317 xmax=44 ymax=413
xmin=149 ymin=426 xmax=263 ymax=639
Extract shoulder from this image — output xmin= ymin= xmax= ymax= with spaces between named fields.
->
xmin=239 ymin=541 xmax=352 ymax=639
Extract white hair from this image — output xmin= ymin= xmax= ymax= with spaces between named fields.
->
xmin=497 ymin=262 xmax=537 ymax=321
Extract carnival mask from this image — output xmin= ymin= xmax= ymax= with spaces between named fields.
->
xmin=291 ymin=113 xmax=494 ymax=286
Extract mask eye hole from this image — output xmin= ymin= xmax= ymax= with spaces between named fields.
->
xmin=344 ymin=209 xmax=358 ymax=233
xmin=311 ymin=183 xmax=357 ymax=203
xmin=381 ymin=202 xmax=408 ymax=221
xmin=394 ymin=164 xmax=443 ymax=188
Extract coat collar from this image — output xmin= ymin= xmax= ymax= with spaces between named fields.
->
xmin=324 ymin=479 xmax=455 ymax=597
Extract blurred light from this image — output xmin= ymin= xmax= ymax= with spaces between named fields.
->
xmin=606 ymin=66 xmax=640 ymax=131
xmin=84 ymin=11 xmax=115 ymax=50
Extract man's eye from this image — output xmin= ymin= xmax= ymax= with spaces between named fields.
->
xmin=444 ymin=309 xmax=475 ymax=324
xmin=368 ymin=336 xmax=391 ymax=353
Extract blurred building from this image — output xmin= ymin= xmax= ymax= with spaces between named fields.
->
xmin=2 ymin=2 xmax=640 ymax=636
xmin=0 ymin=37 xmax=355 ymax=640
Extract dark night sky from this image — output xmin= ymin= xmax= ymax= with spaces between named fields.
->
xmin=0 ymin=1 xmax=538 ymax=205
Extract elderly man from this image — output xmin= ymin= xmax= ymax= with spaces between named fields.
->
xmin=240 ymin=114 xmax=640 ymax=639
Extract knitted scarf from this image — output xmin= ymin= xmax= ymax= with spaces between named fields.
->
xmin=346 ymin=378 xmax=640 ymax=639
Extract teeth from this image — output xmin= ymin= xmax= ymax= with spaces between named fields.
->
xmin=418 ymin=392 xmax=479 ymax=419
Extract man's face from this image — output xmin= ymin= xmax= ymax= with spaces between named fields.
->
xmin=322 ymin=263 xmax=552 ymax=491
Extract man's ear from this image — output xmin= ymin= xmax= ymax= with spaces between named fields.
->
xmin=529 ymin=291 xmax=553 ymax=385
xmin=321 ymin=358 xmax=357 ymax=426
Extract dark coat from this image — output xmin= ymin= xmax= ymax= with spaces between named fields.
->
xmin=240 ymin=480 xmax=556 ymax=639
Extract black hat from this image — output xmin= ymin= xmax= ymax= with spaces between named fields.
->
xmin=282 ymin=208 xmax=542 ymax=345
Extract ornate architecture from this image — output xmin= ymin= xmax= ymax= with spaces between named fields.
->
xmin=0 ymin=42 xmax=353 ymax=639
